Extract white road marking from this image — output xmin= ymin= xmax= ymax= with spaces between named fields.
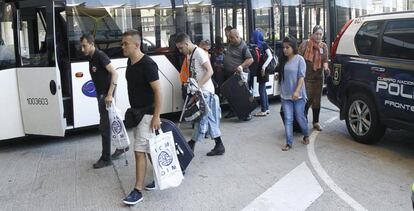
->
xmin=242 ymin=162 xmax=323 ymax=211
xmin=325 ymin=116 xmax=338 ymax=124
xmin=307 ymin=117 xmax=368 ymax=211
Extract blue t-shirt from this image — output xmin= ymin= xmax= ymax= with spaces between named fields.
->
xmin=280 ymin=55 xmax=307 ymax=100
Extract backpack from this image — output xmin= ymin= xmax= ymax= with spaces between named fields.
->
xmin=242 ymin=44 xmax=261 ymax=75
xmin=262 ymin=47 xmax=278 ymax=74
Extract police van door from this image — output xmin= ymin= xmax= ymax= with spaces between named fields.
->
xmin=15 ymin=1 xmax=66 ymax=136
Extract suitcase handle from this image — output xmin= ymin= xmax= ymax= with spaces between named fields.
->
xmin=176 ymin=143 xmax=184 ymax=155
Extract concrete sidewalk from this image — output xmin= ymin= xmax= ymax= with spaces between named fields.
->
xmin=1 ymin=101 xmax=307 ymax=211
xmin=1 ymin=97 xmax=413 ymax=210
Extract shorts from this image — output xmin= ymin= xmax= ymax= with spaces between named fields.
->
xmin=133 ymin=114 xmax=155 ymax=153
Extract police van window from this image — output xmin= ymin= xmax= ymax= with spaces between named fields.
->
xmin=0 ymin=3 xmax=16 ymax=69
xmin=381 ymin=19 xmax=414 ymax=60
xmin=355 ymin=21 xmax=382 ymax=56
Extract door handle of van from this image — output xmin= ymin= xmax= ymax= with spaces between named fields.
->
xmin=50 ymin=80 xmax=57 ymax=95
xmin=371 ymin=67 xmax=385 ymax=72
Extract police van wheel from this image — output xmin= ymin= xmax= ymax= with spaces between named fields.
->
xmin=345 ymin=93 xmax=385 ymax=144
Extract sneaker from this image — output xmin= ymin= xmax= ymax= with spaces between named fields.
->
xmin=313 ymin=123 xmax=323 ymax=131
xmin=254 ymin=111 xmax=267 ymax=117
xmin=93 ymin=159 xmax=112 ymax=169
xmin=206 ymin=143 xmax=225 ymax=156
xmin=123 ymin=189 xmax=143 ymax=205
xmin=145 ymin=181 xmax=157 ymax=191
xmin=266 ymin=110 xmax=270 ymax=115
xmin=111 ymin=147 xmax=129 ymax=160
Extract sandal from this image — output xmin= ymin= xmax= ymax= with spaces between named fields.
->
xmin=313 ymin=123 xmax=323 ymax=131
xmin=254 ymin=111 xmax=267 ymax=117
xmin=303 ymin=136 xmax=310 ymax=145
xmin=281 ymin=144 xmax=292 ymax=151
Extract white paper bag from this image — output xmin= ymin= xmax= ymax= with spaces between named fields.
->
xmin=149 ymin=130 xmax=184 ymax=190
xmin=107 ymin=103 xmax=130 ymax=149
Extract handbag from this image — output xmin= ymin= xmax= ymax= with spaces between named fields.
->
xmin=107 ymin=103 xmax=130 ymax=165
xmin=149 ymin=129 xmax=184 ymax=190
xmin=264 ymin=47 xmax=279 ymax=74
xmin=124 ymin=106 xmax=154 ymax=128
xmin=183 ymin=91 xmax=209 ymax=122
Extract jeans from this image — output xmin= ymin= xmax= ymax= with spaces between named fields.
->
xmin=258 ymin=82 xmax=269 ymax=112
xmin=97 ymin=94 xmax=111 ymax=161
xmin=281 ymin=98 xmax=309 ymax=146
xmin=192 ymin=92 xmax=222 ymax=142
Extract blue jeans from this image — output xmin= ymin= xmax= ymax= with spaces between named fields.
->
xmin=192 ymin=92 xmax=222 ymax=142
xmin=281 ymin=98 xmax=309 ymax=146
xmin=259 ymin=82 xmax=269 ymax=112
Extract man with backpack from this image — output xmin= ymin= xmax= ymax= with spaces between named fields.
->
xmin=222 ymin=29 xmax=254 ymax=120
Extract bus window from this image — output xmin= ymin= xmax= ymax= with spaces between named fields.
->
xmin=66 ymin=2 xmax=132 ymax=61
xmin=132 ymin=0 xmax=179 ymax=53
xmin=18 ymin=8 xmax=48 ymax=66
xmin=211 ymin=0 xmax=249 ymax=43
xmin=0 ymin=3 xmax=16 ymax=69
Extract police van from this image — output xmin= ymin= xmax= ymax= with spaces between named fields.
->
xmin=327 ymin=11 xmax=414 ymax=144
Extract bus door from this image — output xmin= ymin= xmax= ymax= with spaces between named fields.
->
xmin=15 ymin=0 xmax=66 ymax=136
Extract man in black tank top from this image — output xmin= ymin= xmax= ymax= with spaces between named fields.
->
xmin=80 ymin=34 xmax=127 ymax=169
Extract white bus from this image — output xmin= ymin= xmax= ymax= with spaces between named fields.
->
xmin=0 ymin=0 xmax=282 ymax=141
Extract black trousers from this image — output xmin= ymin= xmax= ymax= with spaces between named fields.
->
xmin=97 ymin=94 xmax=111 ymax=161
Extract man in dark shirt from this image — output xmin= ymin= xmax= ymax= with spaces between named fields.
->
xmin=80 ymin=34 xmax=127 ymax=169
xmin=222 ymin=29 xmax=254 ymax=120
xmin=120 ymin=30 xmax=162 ymax=206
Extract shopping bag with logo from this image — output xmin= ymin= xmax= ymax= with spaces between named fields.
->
xmin=107 ymin=102 xmax=130 ymax=165
xmin=149 ymin=129 xmax=184 ymax=190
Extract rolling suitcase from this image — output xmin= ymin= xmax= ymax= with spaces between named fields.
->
xmin=160 ymin=118 xmax=194 ymax=171
xmin=220 ymin=74 xmax=258 ymax=120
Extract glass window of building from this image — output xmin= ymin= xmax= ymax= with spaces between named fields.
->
xmin=211 ymin=0 xmax=248 ymax=44
xmin=253 ymin=0 xmax=273 ymax=41
xmin=186 ymin=0 xmax=213 ymax=44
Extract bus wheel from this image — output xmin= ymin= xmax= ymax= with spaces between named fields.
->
xmin=345 ymin=93 xmax=385 ymax=144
